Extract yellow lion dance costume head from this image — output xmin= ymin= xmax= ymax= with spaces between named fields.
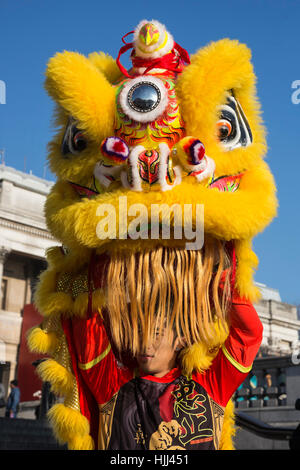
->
xmin=28 ymin=20 xmax=277 ymax=450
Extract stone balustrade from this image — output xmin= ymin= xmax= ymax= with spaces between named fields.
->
xmin=234 ymin=354 xmax=300 ymax=409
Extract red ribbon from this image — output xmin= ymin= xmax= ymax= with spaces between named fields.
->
xmin=116 ymin=41 xmax=134 ymax=78
xmin=116 ymin=32 xmax=190 ymax=78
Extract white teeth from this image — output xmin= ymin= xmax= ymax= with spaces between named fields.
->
xmin=173 ymin=165 xmax=182 ymax=185
xmin=127 ymin=145 xmax=145 ymax=191
xmin=94 ymin=161 xmax=124 ymax=188
xmin=158 ymin=143 xmax=181 ymax=191
xmin=95 ymin=143 xmax=210 ymax=192
xmin=192 ymin=156 xmax=215 ymax=183
xmin=158 ymin=143 xmax=171 ymax=191
xmin=118 ymin=143 xmax=181 ymax=192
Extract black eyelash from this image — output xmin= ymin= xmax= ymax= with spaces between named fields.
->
xmin=61 ymin=117 xmax=87 ymax=156
xmin=217 ymin=91 xmax=252 ymax=149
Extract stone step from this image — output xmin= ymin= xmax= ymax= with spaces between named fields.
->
xmin=0 ymin=438 xmax=65 ymax=450
xmin=0 ymin=418 xmax=66 ymax=450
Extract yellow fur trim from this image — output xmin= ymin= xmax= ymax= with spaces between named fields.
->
xmin=72 ymin=289 xmax=105 ymax=317
xmin=219 ymin=399 xmax=236 ymax=450
xmin=235 ymin=239 xmax=262 ymax=302
xmin=47 ymin=404 xmax=90 ymax=445
xmin=72 ymin=292 xmax=90 ymax=317
xmin=180 ymin=320 xmax=228 ymax=376
xmin=45 ymin=245 xmax=67 ymax=269
xmin=37 ymin=359 xmax=74 ymax=395
xmin=46 ymin=160 xmax=277 ymax=250
xmin=45 ymin=245 xmax=91 ymax=273
xmin=68 ymin=434 xmax=95 ymax=450
xmin=26 ymin=326 xmax=59 ymax=354
xmin=35 ymin=268 xmax=57 ymax=298
xmin=180 ymin=343 xmax=215 ymax=377
xmin=88 ymin=52 xmax=122 ymax=84
xmin=36 ymin=291 xmax=73 ymax=318
xmin=34 ymin=268 xmax=73 ymax=318
xmin=47 ymin=161 xmax=274 ymax=296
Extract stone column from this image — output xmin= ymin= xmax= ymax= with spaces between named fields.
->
xmin=0 ymin=247 xmax=10 ymax=306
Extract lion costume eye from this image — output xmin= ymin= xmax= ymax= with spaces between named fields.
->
xmin=61 ymin=117 xmax=87 ymax=156
xmin=128 ymin=82 xmax=161 ymax=113
xmin=119 ymin=76 xmax=168 ymax=123
xmin=217 ymin=119 xmax=232 ymax=140
xmin=217 ymin=91 xmax=253 ymax=151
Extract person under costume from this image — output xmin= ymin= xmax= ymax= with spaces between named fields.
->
xmin=62 ymin=252 xmax=263 ymax=450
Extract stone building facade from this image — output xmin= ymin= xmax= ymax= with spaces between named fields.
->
xmin=255 ymin=282 xmax=300 ymax=357
xmin=0 ymin=164 xmax=54 ymax=391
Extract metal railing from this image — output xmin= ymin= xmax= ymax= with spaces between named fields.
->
xmin=235 ymin=399 xmax=300 ymax=450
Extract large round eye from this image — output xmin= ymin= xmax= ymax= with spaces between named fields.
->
xmin=217 ymin=119 xmax=232 ymax=140
xmin=217 ymin=91 xmax=253 ymax=151
xmin=119 ymin=76 xmax=168 ymax=123
xmin=128 ymin=82 xmax=161 ymax=113
xmin=61 ymin=117 xmax=87 ymax=156
xmin=73 ymin=131 xmax=87 ymax=152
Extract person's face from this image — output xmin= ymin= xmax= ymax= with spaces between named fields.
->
xmin=136 ymin=327 xmax=182 ymax=378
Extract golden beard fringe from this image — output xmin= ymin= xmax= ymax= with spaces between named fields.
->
xmin=105 ymin=240 xmax=232 ymax=357
xmin=28 ymin=240 xmax=237 ymax=450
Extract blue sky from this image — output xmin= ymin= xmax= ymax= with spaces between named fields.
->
xmin=0 ymin=0 xmax=299 ymax=304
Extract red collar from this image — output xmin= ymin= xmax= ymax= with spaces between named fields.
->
xmin=138 ymin=367 xmax=181 ymax=383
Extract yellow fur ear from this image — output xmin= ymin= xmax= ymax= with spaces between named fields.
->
xmin=88 ymin=52 xmax=123 ymax=84
xmin=176 ymin=38 xmax=266 ymax=176
xmin=45 ymin=51 xmax=115 ymax=140
xmin=176 ymin=38 xmax=256 ymax=138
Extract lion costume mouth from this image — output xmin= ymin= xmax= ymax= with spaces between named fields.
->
xmin=69 ymin=170 xmax=244 ymax=199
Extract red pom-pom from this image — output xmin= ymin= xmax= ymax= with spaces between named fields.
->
xmin=101 ymin=137 xmax=129 ymax=163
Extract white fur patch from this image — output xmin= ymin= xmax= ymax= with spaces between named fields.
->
xmin=133 ymin=19 xmax=174 ymax=59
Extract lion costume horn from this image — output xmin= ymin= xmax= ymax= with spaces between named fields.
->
xmin=27 ymin=19 xmax=277 ymax=450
